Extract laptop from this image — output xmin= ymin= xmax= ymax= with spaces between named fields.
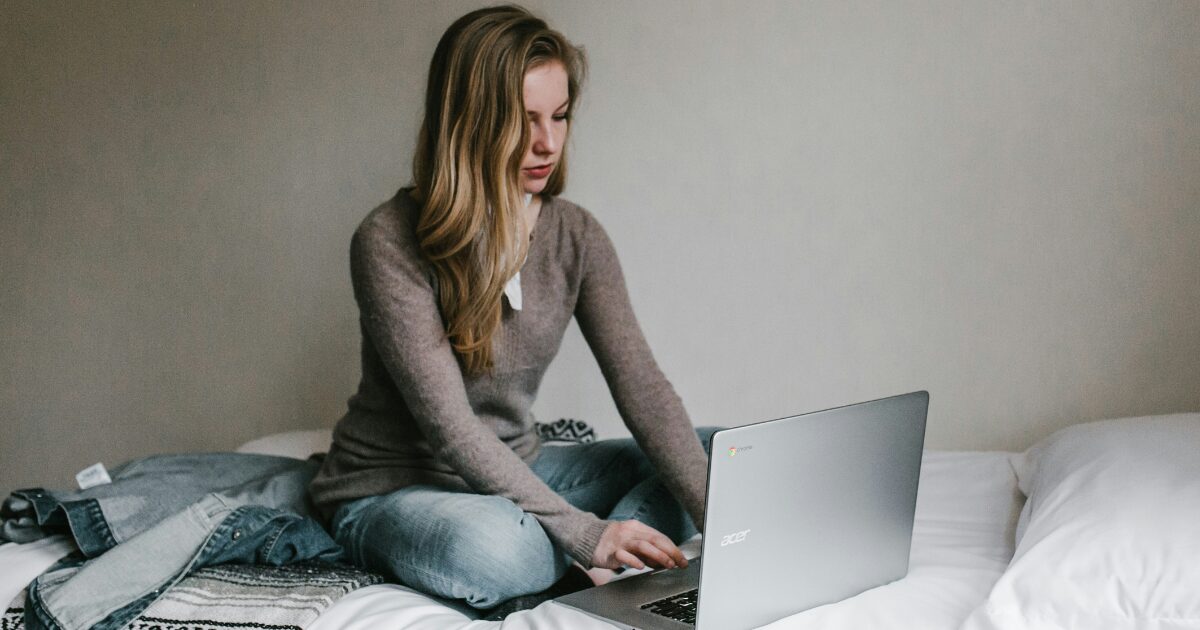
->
xmin=555 ymin=391 xmax=929 ymax=630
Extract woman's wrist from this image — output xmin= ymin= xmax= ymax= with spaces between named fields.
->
xmin=569 ymin=515 xmax=611 ymax=567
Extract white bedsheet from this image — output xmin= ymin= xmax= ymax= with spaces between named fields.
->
xmin=0 ymin=451 xmax=1020 ymax=630
xmin=0 ymin=535 xmax=77 ymax=605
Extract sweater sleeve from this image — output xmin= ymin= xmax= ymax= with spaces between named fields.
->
xmin=350 ymin=212 xmax=609 ymax=564
xmin=573 ymin=212 xmax=709 ymax=532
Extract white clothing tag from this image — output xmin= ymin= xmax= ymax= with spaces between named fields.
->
xmin=75 ymin=463 xmax=112 ymax=490
xmin=504 ymin=270 xmax=522 ymax=310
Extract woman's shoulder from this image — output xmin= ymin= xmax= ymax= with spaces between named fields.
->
xmin=350 ymin=188 xmax=426 ymax=259
xmin=348 ymin=189 xmax=429 ymax=281
xmin=539 ymin=196 xmax=622 ymax=278
xmin=544 ymin=195 xmax=604 ymax=240
xmin=355 ymin=188 xmax=420 ymax=242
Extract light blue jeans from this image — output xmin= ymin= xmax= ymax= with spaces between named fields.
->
xmin=330 ymin=426 xmax=720 ymax=608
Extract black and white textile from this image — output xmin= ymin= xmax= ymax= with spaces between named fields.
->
xmin=534 ymin=418 xmax=596 ymax=444
xmin=4 ymin=562 xmax=382 ymax=630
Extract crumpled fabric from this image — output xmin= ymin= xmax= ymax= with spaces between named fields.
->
xmin=2 ymin=453 xmax=320 ymax=556
xmin=2 ymin=453 xmax=342 ymax=630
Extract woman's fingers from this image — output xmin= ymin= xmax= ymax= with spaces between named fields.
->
xmin=593 ymin=520 xmax=691 ymax=572
xmin=633 ymin=539 xmax=675 ymax=568
xmin=644 ymin=530 xmax=689 ymax=568
xmin=615 ymin=549 xmax=645 ymax=570
xmin=626 ymin=521 xmax=688 ymax=569
xmin=621 ymin=521 xmax=688 ymax=569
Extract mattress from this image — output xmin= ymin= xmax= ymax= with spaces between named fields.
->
xmin=0 ymin=450 xmax=1021 ymax=630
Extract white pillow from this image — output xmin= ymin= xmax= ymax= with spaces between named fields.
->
xmin=961 ymin=413 xmax=1200 ymax=630
xmin=235 ymin=429 xmax=333 ymax=460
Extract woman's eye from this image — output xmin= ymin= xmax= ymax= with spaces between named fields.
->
xmin=552 ymin=114 xmax=570 ymax=122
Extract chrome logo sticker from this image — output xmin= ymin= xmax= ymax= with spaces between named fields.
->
xmin=728 ymin=445 xmax=753 ymax=457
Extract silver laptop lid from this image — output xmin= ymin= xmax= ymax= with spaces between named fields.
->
xmin=695 ymin=391 xmax=928 ymax=630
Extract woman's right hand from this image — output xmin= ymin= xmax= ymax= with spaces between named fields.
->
xmin=590 ymin=519 xmax=689 ymax=571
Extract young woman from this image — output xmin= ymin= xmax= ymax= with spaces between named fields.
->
xmin=308 ymin=5 xmax=715 ymax=610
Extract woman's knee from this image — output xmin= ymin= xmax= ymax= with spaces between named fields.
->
xmin=445 ymin=503 xmax=564 ymax=594
xmin=336 ymin=488 xmax=567 ymax=607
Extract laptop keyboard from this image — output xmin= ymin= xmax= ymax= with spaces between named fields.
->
xmin=640 ymin=588 xmax=698 ymax=625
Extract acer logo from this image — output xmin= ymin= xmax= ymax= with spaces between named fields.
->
xmin=719 ymin=529 xmax=751 ymax=546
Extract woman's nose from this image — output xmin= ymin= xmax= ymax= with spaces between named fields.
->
xmin=531 ymin=122 xmax=557 ymax=156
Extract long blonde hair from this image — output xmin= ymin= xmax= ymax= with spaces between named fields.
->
xmin=411 ymin=5 xmax=586 ymax=375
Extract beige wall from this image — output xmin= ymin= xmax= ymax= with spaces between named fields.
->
xmin=2 ymin=1 xmax=1198 ymax=492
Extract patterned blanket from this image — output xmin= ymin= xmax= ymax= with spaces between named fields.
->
xmin=4 ymin=562 xmax=382 ymax=630
xmin=536 ymin=418 xmax=596 ymax=444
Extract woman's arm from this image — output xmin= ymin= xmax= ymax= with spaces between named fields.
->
xmin=573 ymin=211 xmax=710 ymax=531
xmin=350 ymin=208 xmax=608 ymax=564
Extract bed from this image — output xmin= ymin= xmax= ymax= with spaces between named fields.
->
xmin=4 ymin=413 xmax=1197 ymax=630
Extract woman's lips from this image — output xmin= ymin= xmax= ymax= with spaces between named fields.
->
xmin=523 ymin=164 xmax=554 ymax=179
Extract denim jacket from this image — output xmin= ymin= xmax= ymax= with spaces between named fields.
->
xmin=1 ymin=453 xmax=342 ymax=630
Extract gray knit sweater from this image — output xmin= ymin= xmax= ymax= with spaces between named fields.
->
xmin=308 ymin=189 xmax=708 ymax=564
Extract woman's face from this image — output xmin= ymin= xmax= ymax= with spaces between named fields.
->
xmin=520 ymin=61 xmax=570 ymax=195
